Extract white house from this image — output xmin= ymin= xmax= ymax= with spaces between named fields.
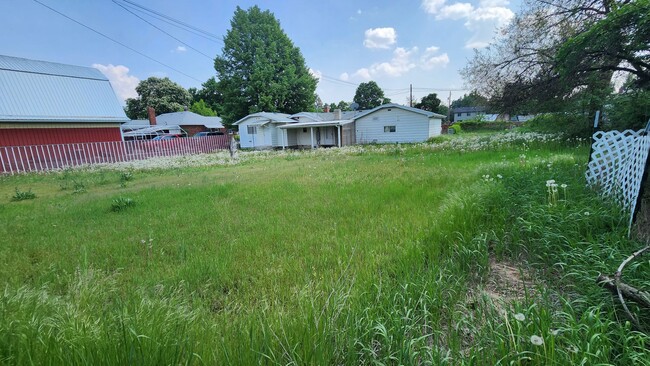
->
xmin=353 ymin=104 xmax=444 ymax=144
xmin=234 ymin=112 xmax=295 ymax=149
xmin=279 ymin=110 xmax=359 ymax=148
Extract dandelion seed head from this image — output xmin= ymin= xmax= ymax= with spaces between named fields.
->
xmin=530 ymin=335 xmax=544 ymax=346
xmin=514 ymin=313 xmax=525 ymax=322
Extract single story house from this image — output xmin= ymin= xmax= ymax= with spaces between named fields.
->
xmin=278 ymin=110 xmax=360 ymax=148
xmin=452 ymin=106 xmax=488 ymax=122
xmin=236 ymin=104 xmax=444 ymax=149
xmin=156 ymin=111 xmax=224 ymax=136
xmin=234 ymin=112 xmax=296 ymax=149
xmin=353 ymin=103 xmax=444 ymax=144
xmin=0 ymin=54 xmax=128 ymax=147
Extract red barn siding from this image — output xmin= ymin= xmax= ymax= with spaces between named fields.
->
xmin=0 ymin=125 xmax=122 ymax=147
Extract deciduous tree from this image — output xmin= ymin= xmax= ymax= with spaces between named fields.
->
xmin=214 ymin=6 xmax=317 ymax=125
xmin=124 ymin=77 xmax=191 ymax=119
xmin=353 ymin=81 xmax=390 ymax=110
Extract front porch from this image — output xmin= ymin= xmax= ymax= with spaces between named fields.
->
xmin=278 ymin=120 xmax=355 ymax=149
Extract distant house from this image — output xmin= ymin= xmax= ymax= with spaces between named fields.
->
xmin=156 ymin=111 xmax=224 ymax=136
xmin=353 ymin=103 xmax=444 ymax=144
xmin=452 ymin=106 xmax=488 ymax=122
xmin=0 ymin=54 xmax=128 ymax=147
xmin=234 ymin=112 xmax=296 ymax=149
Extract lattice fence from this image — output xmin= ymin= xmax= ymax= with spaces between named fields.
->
xmin=586 ymin=125 xmax=650 ymax=231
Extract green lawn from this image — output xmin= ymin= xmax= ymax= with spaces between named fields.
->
xmin=1 ymin=133 xmax=648 ymax=365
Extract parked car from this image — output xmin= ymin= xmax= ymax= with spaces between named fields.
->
xmin=152 ymin=134 xmax=182 ymax=141
xmin=194 ymin=131 xmax=224 ymax=137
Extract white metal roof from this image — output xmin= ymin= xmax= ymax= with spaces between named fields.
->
xmin=279 ymin=120 xmax=355 ymax=129
xmin=156 ymin=111 xmax=223 ymax=129
xmin=0 ymin=54 xmax=128 ymax=123
xmin=354 ymin=103 xmax=446 ymax=120
xmin=233 ymin=112 xmax=294 ymax=125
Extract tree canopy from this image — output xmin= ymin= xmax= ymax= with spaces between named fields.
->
xmin=450 ymin=91 xmax=488 ymax=109
xmin=124 ymin=77 xmax=191 ymax=120
xmin=188 ymin=77 xmax=223 ymax=116
xmin=190 ymin=99 xmax=216 ymax=116
xmin=414 ymin=93 xmax=442 ymax=113
xmin=214 ymin=6 xmax=318 ymax=125
xmin=461 ymin=0 xmax=649 ymax=115
xmin=353 ymin=81 xmax=390 ymax=110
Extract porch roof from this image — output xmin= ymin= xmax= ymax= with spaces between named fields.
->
xmin=278 ymin=120 xmax=354 ymax=129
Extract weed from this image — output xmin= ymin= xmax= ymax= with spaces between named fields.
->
xmin=110 ymin=197 xmax=135 ymax=212
xmin=72 ymin=180 xmax=86 ymax=194
xmin=11 ymin=188 xmax=36 ymax=201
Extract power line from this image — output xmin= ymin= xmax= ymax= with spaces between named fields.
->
xmin=119 ymin=0 xmax=223 ymax=43
xmin=113 ymin=0 xmax=215 ymax=60
xmin=31 ymin=0 xmax=203 ymax=83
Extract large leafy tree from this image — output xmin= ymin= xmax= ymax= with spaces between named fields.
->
xmin=125 ymin=77 xmax=191 ymax=119
xmin=353 ymin=81 xmax=390 ymax=110
xmin=214 ymin=6 xmax=317 ymax=125
xmin=462 ymin=0 xmax=649 ymax=116
xmin=414 ymin=93 xmax=442 ymax=113
xmin=450 ymin=91 xmax=488 ymax=109
xmin=188 ymin=77 xmax=223 ymax=116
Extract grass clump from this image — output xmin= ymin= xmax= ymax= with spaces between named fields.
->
xmin=11 ymin=187 xmax=36 ymax=201
xmin=110 ymin=197 xmax=135 ymax=212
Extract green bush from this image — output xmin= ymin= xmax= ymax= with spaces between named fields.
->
xmin=604 ymin=89 xmax=650 ymax=131
xmin=11 ymin=188 xmax=36 ymax=202
xmin=450 ymin=124 xmax=462 ymax=134
xmin=460 ymin=121 xmax=513 ymax=132
xmin=523 ymin=113 xmax=592 ymax=137
xmin=426 ymin=135 xmax=450 ymax=143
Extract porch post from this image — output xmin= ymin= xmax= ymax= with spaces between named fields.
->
xmin=337 ymin=125 xmax=342 ymax=147
xmin=310 ymin=127 xmax=314 ymax=149
xmin=281 ymin=128 xmax=285 ymax=150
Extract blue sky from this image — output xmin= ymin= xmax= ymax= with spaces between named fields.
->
xmin=0 ymin=0 xmax=522 ymax=107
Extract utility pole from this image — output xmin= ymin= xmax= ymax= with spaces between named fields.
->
xmin=447 ymin=91 xmax=452 ymax=122
xmin=409 ymin=84 xmax=413 ymax=107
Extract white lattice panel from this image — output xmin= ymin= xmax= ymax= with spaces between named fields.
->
xmin=586 ymin=129 xmax=650 ymax=230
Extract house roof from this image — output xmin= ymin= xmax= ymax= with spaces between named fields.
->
xmin=278 ymin=120 xmax=355 ymax=129
xmin=122 ymin=125 xmax=184 ymax=137
xmin=156 ymin=111 xmax=223 ymax=129
xmin=290 ymin=111 xmax=361 ymax=122
xmin=354 ymin=103 xmax=446 ymax=120
xmin=233 ymin=112 xmax=294 ymax=125
xmin=452 ymin=106 xmax=487 ymax=113
xmin=0 ymin=55 xmax=129 ymax=123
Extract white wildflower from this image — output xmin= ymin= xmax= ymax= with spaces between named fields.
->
xmin=514 ymin=313 xmax=525 ymax=322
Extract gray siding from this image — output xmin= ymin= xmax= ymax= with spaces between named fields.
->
xmin=355 ymin=108 xmax=429 ymax=144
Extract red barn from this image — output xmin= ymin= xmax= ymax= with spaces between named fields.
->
xmin=0 ymin=55 xmax=128 ymax=147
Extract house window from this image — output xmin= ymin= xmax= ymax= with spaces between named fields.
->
xmin=247 ymin=125 xmax=257 ymax=134
xmin=457 ymin=113 xmax=461 ymax=117
xmin=466 ymin=113 xmax=471 ymax=116
xmin=303 ymin=128 xmax=307 ymax=133
xmin=384 ymin=126 xmax=396 ymax=133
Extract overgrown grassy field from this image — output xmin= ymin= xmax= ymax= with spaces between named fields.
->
xmin=1 ymin=133 xmax=648 ymax=365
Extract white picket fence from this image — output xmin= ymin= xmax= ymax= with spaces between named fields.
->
xmin=586 ymin=125 xmax=650 ymax=231
xmin=0 ymin=135 xmax=231 ymax=174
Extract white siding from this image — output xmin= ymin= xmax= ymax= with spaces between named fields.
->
xmin=355 ymin=108 xmax=430 ymax=144
xmin=428 ymin=118 xmax=442 ymax=138
xmin=237 ymin=117 xmax=272 ymax=149
xmin=296 ymin=127 xmax=313 ymax=146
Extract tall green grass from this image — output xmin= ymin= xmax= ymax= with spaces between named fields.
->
xmin=0 ymin=137 xmax=648 ymax=364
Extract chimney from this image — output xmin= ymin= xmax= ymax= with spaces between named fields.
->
xmin=334 ymin=109 xmax=342 ymax=120
xmin=147 ymin=107 xmax=157 ymax=126
xmin=324 ymin=104 xmax=330 ymax=113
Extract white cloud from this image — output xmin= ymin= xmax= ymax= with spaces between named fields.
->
xmin=357 ymin=9 xmax=362 ymax=14
xmin=420 ymin=46 xmax=450 ymax=69
xmin=363 ymin=27 xmax=397 ymax=49
xmin=421 ymin=0 xmax=447 ymax=14
xmin=175 ymin=46 xmax=187 ymax=52
xmin=421 ymin=0 xmax=514 ymax=49
xmin=347 ymin=45 xmax=450 ymax=81
xmin=309 ymin=68 xmax=322 ymax=80
xmin=437 ymin=3 xmax=474 ymax=19
xmin=92 ymin=63 xmax=139 ymax=103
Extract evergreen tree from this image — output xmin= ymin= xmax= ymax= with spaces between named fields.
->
xmin=214 ymin=6 xmax=317 ymax=125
